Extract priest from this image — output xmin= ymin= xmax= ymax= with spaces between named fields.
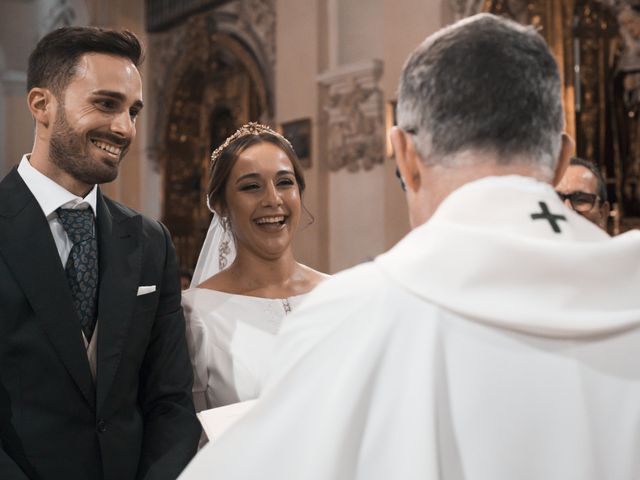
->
xmin=180 ymin=14 xmax=640 ymax=480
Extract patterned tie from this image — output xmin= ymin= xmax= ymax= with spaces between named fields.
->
xmin=57 ymin=208 xmax=98 ymax=342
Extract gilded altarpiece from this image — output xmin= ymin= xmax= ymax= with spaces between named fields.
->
xmin=452 ymin=0 xmax=640 ymax=232
xmin=147 ymin=1 xmax=275 ymax=271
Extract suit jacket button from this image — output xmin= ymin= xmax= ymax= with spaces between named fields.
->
xmin=97 ymin=419 xmax=107 ymax=433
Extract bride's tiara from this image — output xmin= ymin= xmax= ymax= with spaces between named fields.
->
xmin=210 ymin=122 xmax=293 ymax=166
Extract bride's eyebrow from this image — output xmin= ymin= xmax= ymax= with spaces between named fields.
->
xmin=235 ymin=173 xmax=260 ymax=184
xmin=235 ymin=169 xmax=294 ymax=184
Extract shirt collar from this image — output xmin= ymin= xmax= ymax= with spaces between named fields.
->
xmin=17 ymin=154 xmax=98 ymax=218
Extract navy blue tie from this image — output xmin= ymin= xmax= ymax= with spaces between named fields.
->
xmin=57 ymin=208 xmax=98 ymax=342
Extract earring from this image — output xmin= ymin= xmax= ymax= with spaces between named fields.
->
xmin=218 ymin=217 xmax=232 ymax=271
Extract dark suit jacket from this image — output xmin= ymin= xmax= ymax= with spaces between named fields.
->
xmin=0 ymin=168 xmax=201 ymax=479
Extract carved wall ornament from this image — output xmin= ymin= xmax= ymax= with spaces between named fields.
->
xmin=318 ymin=60 xmax=385 ymax=172
xmin=37 ymin=0 xmax=90 ymax=36
xmin=41 ymin=0 xmax=75 ymax=32
xmin=239 ymin=0 xmax=276 ymax=69
xmin=146 ymin=0 xmax=230 ymax=32
xmin=614 ymin=4 xmax=640 ymax=71
xmin=608 ymin=2 xmax=640 ymax=223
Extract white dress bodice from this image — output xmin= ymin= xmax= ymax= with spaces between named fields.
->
xmin=182 ymin=288 xmax=307 ymax=411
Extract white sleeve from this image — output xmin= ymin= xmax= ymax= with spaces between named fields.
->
xmin=182 ymin=295 xmax=211 ymax=412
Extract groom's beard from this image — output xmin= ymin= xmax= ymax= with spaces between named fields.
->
xmin=49 ymin=106 xmax=130 ymax=186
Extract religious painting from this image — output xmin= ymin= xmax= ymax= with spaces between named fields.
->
xmin=281 ymin=118 xmax=312 ymax=169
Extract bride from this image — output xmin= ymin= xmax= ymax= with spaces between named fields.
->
xmin=183 ymin=122 xmax=327 ymax=412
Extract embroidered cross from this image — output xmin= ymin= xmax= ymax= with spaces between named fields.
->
xmin=530 ymin=201 xmax=566 ymax=233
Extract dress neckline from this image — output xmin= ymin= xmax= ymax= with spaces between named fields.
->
xmin=185 ymin=287 xmax=308 ymax=302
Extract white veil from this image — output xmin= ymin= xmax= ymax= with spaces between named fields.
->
xmin=190 ymin=207 xmax=236 ymax=288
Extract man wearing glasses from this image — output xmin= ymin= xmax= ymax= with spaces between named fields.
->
xmin=556 ymin=157 xmax=610 ymax=230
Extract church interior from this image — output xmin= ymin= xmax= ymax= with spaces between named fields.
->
xmin=1 ymin=0 xmax=639 ymax=275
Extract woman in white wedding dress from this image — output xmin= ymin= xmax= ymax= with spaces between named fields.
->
xmin=182 ymin=123 xmax=327 ymax=412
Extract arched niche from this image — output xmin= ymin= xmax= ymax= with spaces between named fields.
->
xmin=156 ymin=24 xmax=272 ymax=272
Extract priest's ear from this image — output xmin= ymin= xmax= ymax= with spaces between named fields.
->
xmin=27 ymin=87 xmax=56 ymax=129
xmin=390 ymin=126 xmax=422 ymax=193
xmin=552 ymin=132 xmax=575 ymax=186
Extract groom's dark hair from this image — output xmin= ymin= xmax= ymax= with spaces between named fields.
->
xmin=27 ymin=26 xmax=144 ymax=97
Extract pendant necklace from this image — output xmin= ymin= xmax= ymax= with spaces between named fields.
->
xmin=282 ymin=298 xmax=292 ymax=314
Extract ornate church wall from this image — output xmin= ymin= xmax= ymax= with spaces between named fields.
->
xmin=310 ymin=0 xmax=449 ymax=272
xmin=322 ymin=0 xmax=387 ymax=272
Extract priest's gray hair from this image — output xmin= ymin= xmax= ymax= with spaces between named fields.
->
xmin=396 ymin=14 xmax=564 ymax=172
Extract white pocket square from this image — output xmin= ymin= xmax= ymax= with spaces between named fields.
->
xmin=137 ymin=285 xmax=156 ymax=296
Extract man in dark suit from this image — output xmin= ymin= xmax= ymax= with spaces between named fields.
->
xmin=0 ymin=27 xmax=201 ymax=479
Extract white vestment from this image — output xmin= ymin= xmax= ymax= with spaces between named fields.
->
xmin=180 ymin=176 xmax=640 ymax=480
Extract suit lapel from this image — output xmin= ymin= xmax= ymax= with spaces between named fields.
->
xmin=0 ymin=169 xmax=95 ymax=409
xmin=95 ymin=190 xmax=142 ymax=413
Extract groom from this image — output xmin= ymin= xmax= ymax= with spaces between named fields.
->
xmin=0 ymin=27 xmax=200 ymax=479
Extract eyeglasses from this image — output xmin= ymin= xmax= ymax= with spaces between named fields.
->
xmin=556 ymin=191 xmax=600 ymax=213
xmin=395 ymin=167 xmax=406 ymax=191
xmin=393 ymin=126 xmax=416 ymax=192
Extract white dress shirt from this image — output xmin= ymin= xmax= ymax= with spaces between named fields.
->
xmin=17 ymin=154 xmax=99 ymax=377
xmin=17 ymin=155 xmax=98 ymax=266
